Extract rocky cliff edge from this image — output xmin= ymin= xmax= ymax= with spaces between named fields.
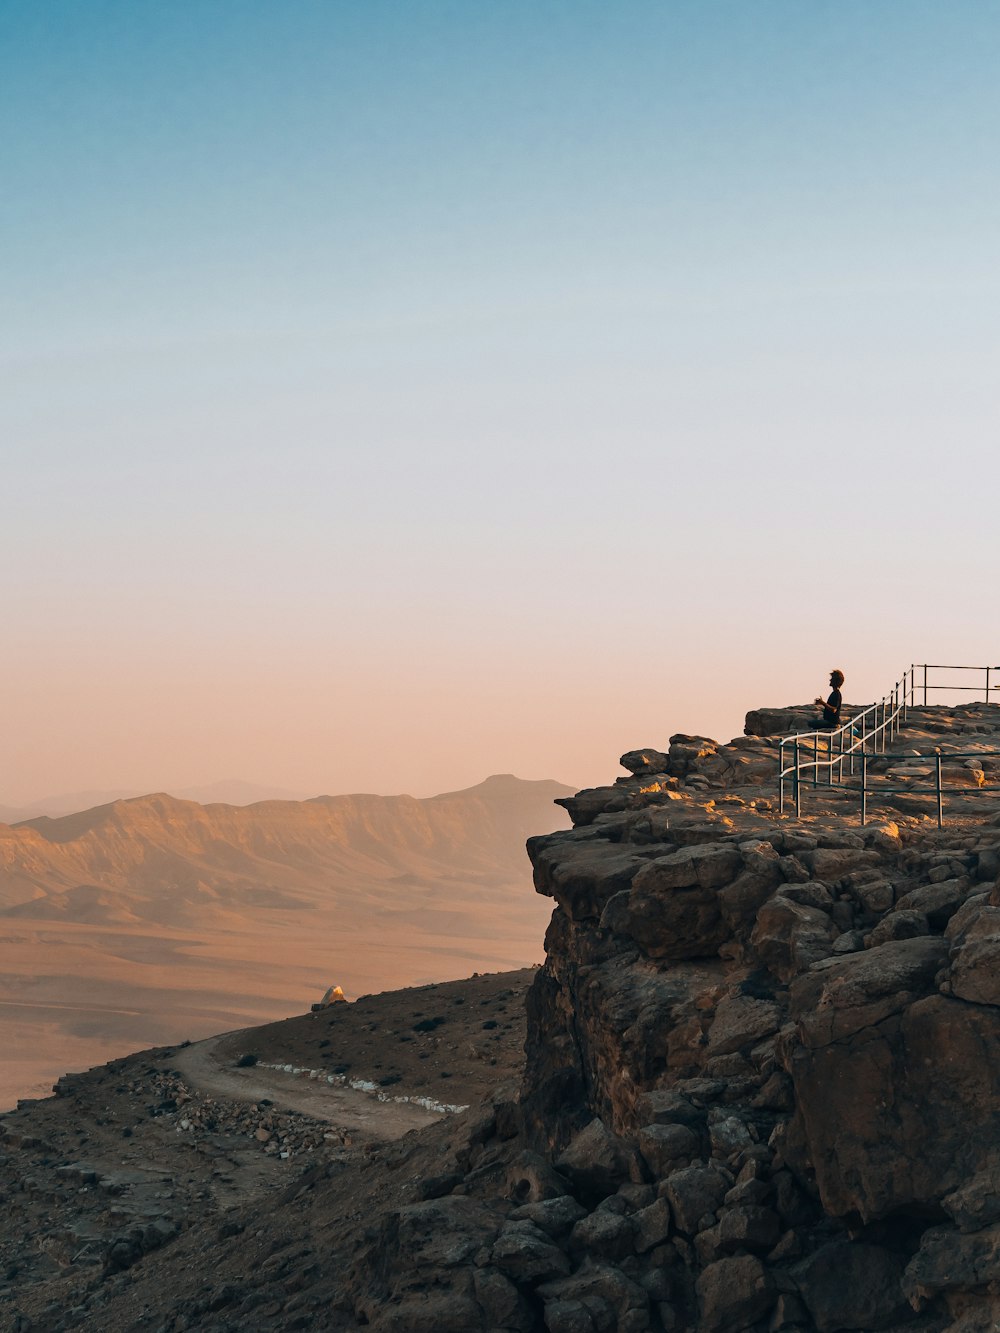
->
xmin=367 ymin=708 xmax=1000 ymax=1333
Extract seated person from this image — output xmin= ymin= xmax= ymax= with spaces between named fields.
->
xmin=813 ymin=669 xmax=844 ymax=728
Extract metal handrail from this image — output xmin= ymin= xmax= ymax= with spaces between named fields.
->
xmin=856 ymin=749 xmax=1000 ymax=828
xmin=915 ymin=663 xmax=1000 ymax=706
xmin=779 ymin=662 xmax=1000 ymax=821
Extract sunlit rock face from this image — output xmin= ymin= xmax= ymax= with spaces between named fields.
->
xmin=516 ymin=704 xmax=1000 ymax=1332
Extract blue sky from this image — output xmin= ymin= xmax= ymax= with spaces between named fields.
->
xmin=2 ymin=1 xmax=999 ymax=801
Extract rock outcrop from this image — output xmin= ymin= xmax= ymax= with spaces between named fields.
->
xmin=505 ymin=707 xmax=1000 ymax=1332
xmin=346 ymin=705 xmax=1000 ymax=1331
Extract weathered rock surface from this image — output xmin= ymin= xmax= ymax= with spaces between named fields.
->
xmin=517 ymin=702 xmax=1000 ymax=1332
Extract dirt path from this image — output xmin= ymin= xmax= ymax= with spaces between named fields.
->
xmin=173 ymin=1032 xmax=441 ymax=1140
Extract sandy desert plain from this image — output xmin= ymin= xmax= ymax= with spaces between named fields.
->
xmin=0 ymin=774 xmax=571 ymax=1109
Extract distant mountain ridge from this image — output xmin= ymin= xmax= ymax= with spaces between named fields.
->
xmin=0 ymin=775 xmax=575 ymax=924
xmin=0 ymin=773 xmax=575 ymax=1108
xmin=0 ymin=779 xmax=313 ymax=823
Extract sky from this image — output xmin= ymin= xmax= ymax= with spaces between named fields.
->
xmin=2 ymin=0 xmax=999 ymax=805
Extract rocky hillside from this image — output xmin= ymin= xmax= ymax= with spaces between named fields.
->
xmin=2 ymin=703 xmax=1000 ymax=1331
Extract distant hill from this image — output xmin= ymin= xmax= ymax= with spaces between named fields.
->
xmin=0 ymin=774 xmax=575 ymax=920
xmin=2 ymin=779 xmax=311 ymax=822
xmin=0 ymin=775 xmax=575 ymax=1108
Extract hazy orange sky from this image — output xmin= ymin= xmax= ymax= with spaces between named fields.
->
xmin=4 ymin=3 xmax=999 ymax=806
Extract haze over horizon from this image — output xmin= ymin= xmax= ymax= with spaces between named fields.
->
xmin=4 ymin=2 xmax=999 ymax=806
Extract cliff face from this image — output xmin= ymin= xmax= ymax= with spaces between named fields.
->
xmin=513 ymin=717 xmax=1000 ymax=1332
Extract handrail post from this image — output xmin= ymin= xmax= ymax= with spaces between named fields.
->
xmin=936 ymin=754 xmax=943 ymax=828
xmin=794 ymin=737 xmax=800 ymax=817
xmin=861 ymin=751 xmax=868 ymax=826
xmin=987 ymin=666 xmax=991 ymax=707
xmin=779 ymin=740 xmax=785 ymax=815
xmin=923 ymin=663 xmax=928 ymax=706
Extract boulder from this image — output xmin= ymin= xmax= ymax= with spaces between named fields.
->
xmin=538 ymin=1264 xmax=650 ymax=1332
xmin=619 ymin=748 xmax=670 ymax=776
xmin=948 ymin=904 xmax=1000 ymax=1005
xmin=634 ymin=1088 xmax=703 ymax=1133
xmin=632 ymin=1198 xmax=672 ymax=1254
xmin=775 ymin=880 xmax=833 ymax=911
xmin=568 ymin=1209 xmax=634 ymax=1261
xmin=744 ymin=706 xmax=815 ymax=737
xmin=663 ymin=1163 xmax=730 ymax=1234
xmin=510 ymin=1196 xmax=588 ymax=1237
xmin=695 ymin=1254 xmax=774 ymax=1332
xmin=668 ymin=734 xmax=719 ymax=778
xmin=794 ymin=1240 xmax=909 ymax=1331
xmin=942 ymin=1163 xmax=1000 ymax=1232
xmin=803 ymin=847 xmax=882 ymax=881
xmin=491 ymin=1221 xmax=571 ymax=1283
xmin=864 ymin=908 xmax=928 ymax=948
xmin=787 ymin=993 xmax=1000 ymax=1220
xmin=553 ymin=788 xmax=629 ymax=827
xmin=636 ymin=844 xmax=741 ymax=891
xmin=715 ymin=1204 xmax=779 ymax=1254
xmin=894 ymin=877 xmax=969 ymax=928
xmin=708 ymin=1113 xmax=753 ymax=1159
xmin=637 ymin=1123 xmax=699 ymax=1178
xmin=529 ymin=837 xmax=650 ymax=922
xmin=718 ymin=866 xmax=782 ymax=936
xmin=789 ymin=936 xmax=948 ymax=1047
xmin=750 ymin=897 xmax=837 ymax=982
xmin=706 ymin=992 xmax=780 ymax=1056
xmin=472 ymin=1270 xmax=536 ymax=1333
xmin=555 ymin=1119 xmax=633 ymax=1203
xmin=903 ymin=1222 xmax=1000 ymax=1309
xmin=853 ymin=877 xmax=895 ymax=913
xmin=601 ymin=866 xmax=731 ymax=960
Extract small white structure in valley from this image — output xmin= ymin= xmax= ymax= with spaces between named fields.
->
xmin=312 ymin=984 xmax=348 ymax=1011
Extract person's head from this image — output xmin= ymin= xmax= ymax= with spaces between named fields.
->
xmin=829 ymin=669 xmax=845 ymax=689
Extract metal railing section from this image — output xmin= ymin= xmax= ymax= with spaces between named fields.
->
xmin=778 ymin=662 xmax=1000 ymax=825
xmin=857 ymin=750 xmax=1000 ymax=828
